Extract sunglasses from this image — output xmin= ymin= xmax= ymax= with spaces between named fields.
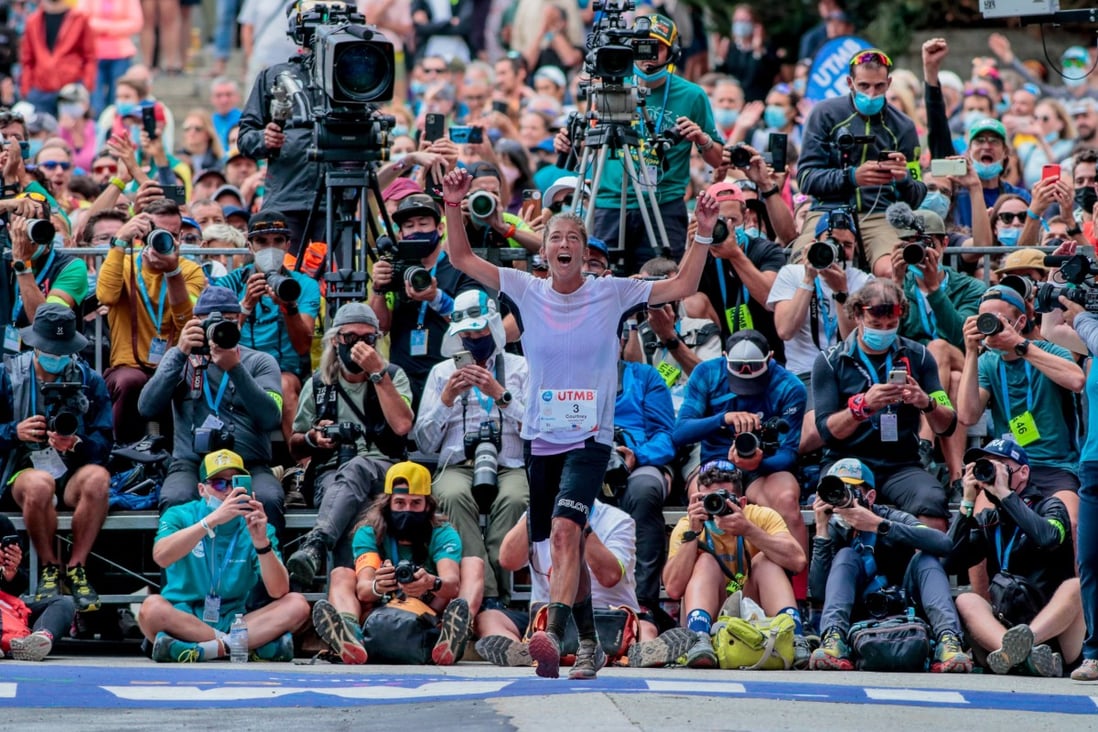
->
xmin=849 ymin=50 xmax=892 ymax=69
xmin=93 ymin=164 xmax=118 ymax=174
xmin=0 ymin=111 xmax=24 ymax=125
xmin=726 ymin=358 xmax=767 ymax=375
xmin=548 ymin=197 xmax=574 ymax=214
xmin=423 ymin=66 xmax=447 ymax=74
xmin=206 ymin=478 xmax=233 ymax=492
xmin=861 ymin=303 xmax=903 ymax=319
xmin=996 ymin=211 xmax=1027 ymax=225
xmin=182 ymin=125 xmax=205 ymax=132
xmin=38 ymin=160 xmax=71 ymax=171
xmin=339 ymin=332 xmax=379 ymax=346
xmin=180 ymin=233 xmax=201 ymax=245
xmin=964 ymin=88 xmax=991 ymax=98
xmin=450 ymin=305 xmax=488 ymax=323
xmin=970 ymin=135 xmax=1004 ymax=146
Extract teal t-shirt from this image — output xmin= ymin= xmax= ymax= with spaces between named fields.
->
xmin=977 ymin=341 xmax=1080 ymax=472
xmin=351 ymin=522 xmax=462 ymax=574
xmin=156 ymin=500 xmax=280 ymax=606
xmin=593 ymin=74 xmax=719 ymax=209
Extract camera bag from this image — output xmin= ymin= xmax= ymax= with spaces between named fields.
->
xmin=989 ymin=572 xmax=1046 ymax=628
xmin=525 ymin=604 xmax=639 ymax=665
xmin=711 ymin=592 xmax=795 ymax=671
xmin=360 ymin=597 xmax=440 ymax=664
xmin=847 ymin=614 xmax=931 ymax=672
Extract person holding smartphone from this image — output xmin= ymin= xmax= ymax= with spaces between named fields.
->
xmin=0 ymin=515 xmax=76 ymax=661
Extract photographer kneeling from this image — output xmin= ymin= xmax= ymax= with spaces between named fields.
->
xmin=809 ymin=459 xmax=971 ymax=673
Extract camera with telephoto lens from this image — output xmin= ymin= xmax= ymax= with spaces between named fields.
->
xmin=902 ymin=238 xmax=928 ymax=265
xmin=727 ymin=142 xmax=753 ymax=169
xmin=394 ymin=559 xmax=420 ymax=584
xmin=193 ymin=313 xmax=241 ymax=356
xmin=40 ymin=382 xmax=88 ymax=439
xmin=976 ymin=312 xmax=1004 ymax=336
xmin=265 ymin=271 xmax=302 ymax=302
xmin=321 ymin=420 xmax=364 ymax=465
xmin=603 ymin=427 xmax=630 ymax=498
xmin=146 ymin=228 xmax=176 ymax=255
xmin=1034 ymin=253 xmax=1098 ymax=314
xmin=464 ymin=420 xmax=502 ymax=510
xmin=376 ymin=236 xmax=434 ymax=296
xmin=711 ymin=217 xmax=731 ymax=245
xmin=817 ymin=474 xmax=860 ymax=509
xmin=807 ymin=237 xmax=842 ymax=269
xmin=733 ymin=417 xmax=790 ymax=459
xmin=702 ymin=488 xmax=737 ymax=517
xmin=0 ymin=214 xmax=56 ymax=250
xmin=865 ymin=585 xmax=909 ymax=619
xmin=972 ymin=458 xmax=999 ymax=484
xmin=583 ymin=1 xmax=658 ymax=82
xmin=468 ymin=190 xmax=497 ymax=221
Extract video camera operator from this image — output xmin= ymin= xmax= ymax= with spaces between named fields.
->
xmin=413 ymin=290 xmax=528 ymax=611
xmin=137 ymin=287 xmax=287 ymax=531
xmin=795 ymin=48 xmax=927 ymax=278
xmin=808 ymin=459 xmax=971 ymax=673
xmin=0 ymin=304 xmax=112 ymax=613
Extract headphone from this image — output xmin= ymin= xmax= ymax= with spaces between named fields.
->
xmin=638 ymin=15 xmax=682 ymax=71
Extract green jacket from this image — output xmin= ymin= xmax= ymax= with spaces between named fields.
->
xmin=900 ymin=266 xmax=985 ymax=348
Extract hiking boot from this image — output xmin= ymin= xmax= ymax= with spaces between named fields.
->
xmin=1025 ymin=644 xmax=1063 ymax=678
xmin=475 ymin=635 xmax=533 ymax=667
xmin=809 ymin=628 xmax=854 ymax=671
xmin=931 ymin=631 xmax=972 ymax=673
xmin=65 ymin=565 xmax=101 ymax=612
xmin=432 ymin=598 xmax=471 ymax=666
xmin=282 ymin=466 xmax=307 ymax=508
xmin=568 ymin=637 xmax=607 ymax=680
xmin=1071 ymin=658 xmax=1098 ymax=681
xmin=286 ymin=534 xmax=326 ymax=588
xmin=528 ymin=630 xmax=562 ymax=678
xmin=10 ymin=631 xmax=52 ymax=661
xmin=152 ymin=632 xmax=202 ymax=663
xmin=252 ymin=631 xmax=295 ymax=662
xmin=987 ymin=624 xmax=1033 ymax=675
xmin=685 ymin=631 xmax=718 ymax=669
xmin=627 ymin=627 xmax=695 ymax=668
xmin=793 ymin=635 xmax=812 ymax=670
xmin=311 ymin=600 xmax=366 ymax=665
xmin=34 ymin=564 xmax=61 ymax=602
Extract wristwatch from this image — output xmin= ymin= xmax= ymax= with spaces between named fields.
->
xmin=876 ymin=519 xmax=892 ymax=537
xmin=681 ymin=530 xmax=700 ymax=542
xmin=833 ymin=291 xmax=848 ymax=304
xmin=1014 ymin=339 xmax=1031 ymax=357
xmin=368 ymin=371 xmax=385 ymax=384
xmin=761 ymin=185 xmax=781 ymax=199
xmin=662 ymin=336 xmax=682 ymax=350
xmin=11 ymin=259 xmax=31 ymax=275
xmin=495 ymin=390 xmax=512 ymax=408
xmin=432 ymin=576 xmax=443 ymax=593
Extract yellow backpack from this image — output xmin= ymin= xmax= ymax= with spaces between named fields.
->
xmin=711 ymin=592 xmax=795 ymax=670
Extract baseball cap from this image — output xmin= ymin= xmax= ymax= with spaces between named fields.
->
xmin=587 ymin=236 xmax=608 ymax=256
xmin=533 ymin=65 xmax=567 ymax=89
xmin=199 ymin=449 xmax=249 ymax=481
xmin=968 ymin=118 xmax=1006 ymax=143
xmin=825 ymin=458 xmax=876 ymax=489
xmin=392 ymin=193 xmax=441 ymax=225
xmin=225 ymin=147 xmax=254 ymax=165
xmin=706 ymin=181 xmax=746 ymax=203
xmin=214 ymin=184 xmax=246 ymax=206
xmin=643 ymin=13 xmax=678 ymax=47
xmin=382 ymin=177 xmax=423 ymax=202
xmin=980 ymin=284 xmax=1027 ymax=313
xmin=222 ymin=205 xmax=250 ymax=224
xmin=384 ymin=461 xmax=432 ymax=495
xmin=247 ymin=210 xmax=292 ymax=238
xmin=1063 ymin=46 xmax=1090 ymax=64
xmin=194 ymin=285 xmax=243 ymax=316
xmin=181 ymin=216 xmax=202 ymax=232
xmin=964 ymin=437 xmax=1029 ymax=467
xmin=544 ymin=175 xmax=591 ymax=205
xmin=194 ymin=168 xmax=227 ymax=187
xmin=446 ymin=289 xmax=497 ymax=335
xmin=532 ymin=137 xmax=556 ymax=154
xmin=724 ymin=330 xmax=771 ymax=395
xmin=995 ymin=248 xmax=1049 ymax=277
xmin=331 ymin=302 xmax=380 ymax=329
xmin=58 ymin=83 xmax=90 ymax=106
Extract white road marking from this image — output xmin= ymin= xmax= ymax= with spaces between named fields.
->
xmin=646 ymin=681 xmax=747 ymax=694
xmin=865 ymin=688 xmax=968 ymax=704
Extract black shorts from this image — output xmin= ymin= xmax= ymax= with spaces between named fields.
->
xmin=1028 ymin=465 xmax=1081 ymax=498
xmin=525 ymin=438 xmax=612 ymax=542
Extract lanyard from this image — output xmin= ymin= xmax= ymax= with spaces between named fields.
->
xmin=715 ymin=258 xmax=750 ymax=313
xmin=855 ymin=346 xmax=892 ymax=386
xmin=204 ymin=527 xmax=241 ymax=596
xmin=203 ymin=371 xmax=230 ymax=415
xmin=997 ymin=359 xmax=1036 ymax=416
xmin=134 ymin=252 xmax=168 ymax=334
xmin=471 ymin=385 xmax=495 ymax=415
xmin=11 ymin=249 xmax=55 ymax=321
xmin=813 ymin=278 xmax=838 ymax=344
xmin=415 ymin=252 xmax=445 ymax=330
xmin=995 ymin=525 xmax=1020 ymax=573
xmin=911 ymin=286 xmax=939 ymax=339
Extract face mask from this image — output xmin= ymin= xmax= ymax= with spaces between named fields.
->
xmin=116 ymin=102 xmax=138 ymax=118
xmin=742 ymin=226 xmax=760 ymax=239
xmin=920 ymin=191 xmax=951 ymax=219
xmin=633 ymin=65 xmax=669 ymax=84
xmin=861 ymin=325 xmax=898 ymax=351
xmin=1065 ymin=75 xmax=1087 ymax=89
xmin=1075 ymin=186 xmax=1098 ymax=213
xmin=58 ymin=102 xmax=84 ymax=119
xmin=997 ymin=227 xmax=1021 ymax=246
xmin=399 ymin=230 xmax=440 ymax=259
xmin=909 ymin=262 xmax=944 ymax=279
xmin=713 ymin=108 xmax=740 ymax=129
xmin=853 ymin=91 xmax=886 ymax=116
xmin=732 ymin=20 xmax=753 ymax=38
xmin=389 ymin=509 xmax=432 ymax=542
xmin=409 ymin=81 xmax=427 ymax=97
xmin=37 ymin=351 xmax=71 ymax=374
xmin=1044 ymin=130 xmax=1060 ymax=144
xmin=792 ymin=78 xmax=807 ymax=95
xmin=30 ymin=239 xmax=53 ymax=261
xmin=391 ymin=126 xmax=409 ymax=138
xmin=338 ymin=343 xmax=363 ymax=374
xmin=461 ymin=333 xmax=496 ymax=363
xmin=206 ymin=495 xmax=223 ymax=511
xmin=252 ymin=246 xmax=284 ymax=273
xmin=763 ymin=105 xmax=788 ymax=129
xmin=996 ymin=98 xmax=1011 ymax=115
xmin=972 ymin=160 xmax=1003 ymax=180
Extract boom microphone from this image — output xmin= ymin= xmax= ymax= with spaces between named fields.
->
xmin=885 ymin=201 xmax=923 ymax=234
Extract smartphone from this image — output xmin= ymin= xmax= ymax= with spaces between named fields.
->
xmin=424 ymin=113 xmax=445 ymax=143
xmin=18 ymin=140 xmax=29 ymax=160
xmin=768 ymin=132 xmax=788 ymax=173
xmin=491 ymin=100 xmax=509 ymax=115
xmin=141 ymin=105 xmax=158 ymax=141
xmin=930 ymin=159 xmax=967 ymax=177
xmin=161 ymin=184 xmax=186 ymax=205
xmin=232 ymin=475 xmax=252 ymax=495
xmin=878 ymin=150 xmax=899 ymax=163
xmin=449 ymin=125 xmax=484 ymax=144
xmin=453 ymin=350 xmax=475 ymax=369
xmin=520 ymin=189 xmax=542 ymax=219
xmin=888 ymin=369 xmax=908 ymax=385
xmin=1 ymin=534 xmax=18 ymax=548
xmin=1042 ymin=164 xmax=1062 ymax=181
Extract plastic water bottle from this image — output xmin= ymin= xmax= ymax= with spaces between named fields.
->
xmin=229 ymin=613 xmax=249 ymax=663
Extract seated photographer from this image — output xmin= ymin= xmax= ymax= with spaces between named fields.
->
xmin=947 ymin=440 xmax=1081 ymax=677
xmin=674 ymin=329 xmax=808 ymax=567
xmin=286 ymin=303 xmax=414 ymax=588
xmin=0 ymin=515 xmax=76 ymax=661
xmin=95 ymin=198 xmax=206 ymax=443
xmin=368 ymin=194 xmax=480 ymax=410
xmin=475 ymin=500 xmax=696 ymax=670
xmin=808 ymin=459 xmax=971 ymax=673
xmin=447 ymin=161 xmax=540 ymax=255
xmin=137 ymin=287 xmax=286 ymax=531
xmin=0 ymin=304 xmax=112 ymax=612
xmin=662 ymin=460 xmax=808 ymax=668
xmin=413 ymin=290 xmax=528 ymax=611
xmin=215 ymin=211 xmax=321 ymax=445
xmin=138 ymin=450 xmax=309 ymax=663
xmin=311 ymin=462 xmax=471 ymax=666
xmin=812 ymin=279 xmax=957 ymax=531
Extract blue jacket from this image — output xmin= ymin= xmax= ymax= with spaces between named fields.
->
xmin=674 ymin=357 xmax=806 ymax=470
xmin=614 ymin=362 xmax=676 ymax=467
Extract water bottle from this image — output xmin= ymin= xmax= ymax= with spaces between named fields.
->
xmin=229 ymin=613 xmax=249 ymax=663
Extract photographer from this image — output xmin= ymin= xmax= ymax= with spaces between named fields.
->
xmin=214 ymin=211 xmax=321 ymax=444
xmin=795 ymin=48 xmax=926 ymax=278
xmin=413 ymin=290 xmax=528 ymax=611
xmin=137 ymin=287 xmax=286 ymax=531
xmin=808 ymin=459 xmax=971 ymax=673
xmin=662 ymin=460 xmax=807 ymax=668
xmin=674 ymin=330 xmax=808 ymax=563
xmin=0 ymin=304 xmax=112 ymax=613
xmin=947 ymin=440 xmax=1081 ymax=677
xmin=813 ymin=279 xmax=958 ymax=531
xmin=286 ymin=303 xmax=414 ymax=589
xmin=138 ymin=450 xmax=309 ymax=663
xmin=95 ymin=198 xmax=206 ymax=442
xmin=449 ymin=161 xmax=541 ymax=254
xmin=369 ymin=193 xmax=479 ymax=409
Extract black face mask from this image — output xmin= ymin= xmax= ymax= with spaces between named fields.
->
xmin=389 ymin=509 xmax=432 ymax=543
xmin=1075 ymin=186 xmax=1097 ymax=214
xmin=338 ymin=343 xmax=363 ymax=374
xmin=461 ymin=333 xmax=496 ymax=363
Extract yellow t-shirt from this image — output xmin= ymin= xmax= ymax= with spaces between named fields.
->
xmin=667 ymin=506 xmax=790 ymax=577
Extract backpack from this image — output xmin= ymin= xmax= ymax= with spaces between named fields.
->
xmin=847 ymin=614 xmax=931 ymax=672
xmin=988 ymin=572 xmax=1046 ymax=628
xmin=525 ymin=604 xmax=639 ymax=666
xmin=711 ymin=591 xmax=795 ymax=670
xmin=0 ymin=590 xmax=32 ymax=653
xmin=107 ymin=435 xmax=170 ymax=511
xmin=360 ymin=597 xmax=439 ymax=665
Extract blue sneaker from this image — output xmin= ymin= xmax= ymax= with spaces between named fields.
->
xmin=152 ymin=632 xmax=202 ymax=663
xmin=251 ymin=632 xmax=295 ymax=662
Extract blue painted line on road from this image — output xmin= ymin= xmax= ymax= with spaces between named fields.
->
xmin=0 ymin=664 xmax=1094 ymax=714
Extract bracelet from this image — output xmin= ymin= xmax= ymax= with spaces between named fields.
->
xmin=199 ymin=518 xmax=215 ymax=538
xmin=164 ymin=266 xmax=182 ymax=278
xmin=694 ymin=233 xmax=714 ymax=245
xmin=111 ymin=237 xmax=129 ymax=249
xmin=304 ymin=430 xmax=318 ymax=449
xmin=444 ymin=199 xmax=462 ymax=207
xmin=502 ymin=223 xmax=517 ymax=239
xmin=371 ymin=579 xmax=384 ymax=598
xmin=284 ymin=302 xmax=299 ymax=315
xmin=1025 ymin=208 xmax=1041 ymax=221
xmin=848 ymin=392 xmax=874 ymax=421
xmin=255 ymin=542 xmax=273 ymax=555
xmin=960 ymin=500 xmax=975 ymax=516
xmin=699 ymin=136 xmax=714 ymax=152
xmin=798 ymin=281 xmax=814 ymax=291
xmin=110 ymin=176 xmax=126 ymax=192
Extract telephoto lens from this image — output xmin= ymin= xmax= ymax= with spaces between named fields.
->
xmin=733 ymin=431 xmax=760 ymax=459
xmin=728 ymin=143 xmax=753 ymax=169
xmin=403 ymin=265 xmax=433 ymax=292
xmin=265 ymin=272 xmax=302 ymax=302
xmin=972 ymin=458 xmax=997 ymax=484
xmin=711 ymin=217 xmax=730 ymax=244
xmin=47 ymin=410 xmax=80 ymax=437
xmin=468 ymin=191 xmax=496 ymax=219
xmin=976 ymin=312 xmax=1004 ymax=336
xmin=807 ymin=239 xmax=840 ymax=269
xmin=25 ymin=218 xmax=56 ymax=245
xmin=146 ymin=228 xmax=176 ymax=255
xmin=817 ymin=475 xmax=858 ymax=509
xmin=902 ymin=241 xmax=926 ymax=265
xmin=204 ymin=315 xmax=241 ymax=350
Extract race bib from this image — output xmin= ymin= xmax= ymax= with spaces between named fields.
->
xmin=1009 ymin=411 xmax=1040 ymax=447
xmin=724 ymin=305 xmax=754 ymax=334
xmin=538 ymin=388 xmax=598 ymax=434
xmin=3 ymin=325 xmax=20 ymax=353
xmin=656 ymin=361 xmax=682 ymax=388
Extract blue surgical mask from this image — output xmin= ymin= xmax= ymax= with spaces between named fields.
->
xmin=1066 ymin=76 xmax=1087 ymax=89
xmin=460 ymin=333 xmax=496 ymax=363
xmin=972 ymin=160 xmax=1003 ymax=181
xmin=853 ymin=91 xmax=886 ymax=116
xmin=997 ymin=227 xmax=1021 ymax=246
xmin=409 ymin=81 xmax=427 ymax=97
xmin=792 ymin=78 xmax=807 ymax=95
xmin=116 ymin=102 xmax=138 ymax=118
xmin=735 ymin=227 xmax=750 ymax=247
xmin=861 ymin=325 xmax=898 ymax=351
xmin=391 ymin=126 xmax=409 ymax=138
xmin=742 ymin=226 xmax=760 ymax=239
xmin=714 ymin=108 xmax=740 ymax=129
xmin=37 ymin=351 xmax=72 ymax=375
xmin=633 ymin=65 xmax=669 ymax=84
xmin=763 ymin=105 xmax=787 ymax=129
xmin=1044 ymin=130 xmax=1060 ymax=144
xmin=732 ymin=21 xmax=753 ymax=38
xmin=920 ymin=191 xmax=951 ymax=219
xmin=206 ymin=495 xmax=223 ymax=511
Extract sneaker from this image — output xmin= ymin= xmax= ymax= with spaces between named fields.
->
xmin=931 ymin=631 xmax=972 ymax=673
xmin=793 ymin=635 xmax=812 ymax=670
xmin=151 ymin=632 xmax=202 ymax=663
xmin=10 ymin=631 xmax=52 ymax=661
xmin=34 ymin=564 xmax=61 ymax=602
xmin=809 ymin=628 xmax=854 ymax=671
xmin=528 ymin=630 xmax=562 ymax=678
xmin=65 ymin=565 xmax=101 ymax=612
xmin=685 ymin=631 xmax=718 ymax=669
xmin=568 ymin=637 xmax=607 ymax=680
xmin=987 ymin=624 xmax=1033 ymax=675
xmin=311 ymin=599 xmax=367 ymax=665
xmin=282 ymin=466 xmax=307 ymax=508
xmin=251 ymin=631 xmax=295 ymax=662
xmin=286 ymin=534 xmax=326 ymax=589
xmin=432 ymin=598 xmax=472 ymax=666
xmin=1025 ymin=644 xmax=1063 ymax=678
xmin=475 ymin=635 xmax=533 ymax=667
xmin=1071 ymin=658 xmax=1098 ymax=681
xmin=627 ymin=627 xmax=696 ymax=668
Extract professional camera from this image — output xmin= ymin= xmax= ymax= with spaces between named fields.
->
xmin=0 ymin=216 xmax=56 ymax=249
xmin=817 ymin=474 xmax=861 ymax=509
xmin=321 ymin=420 xmax=364 ymax=465
xmin=394 ymin=559 xmax=420 ymax=584
xmin=1034 ymin=253 xmax=1098 ymax=313
xmin=702 ymin=488 xmax=737 ymax=517
xmin=835 ymin=126 xmax=874 ymax=152
xmin=733 ymin=417 xmax=790 ymax=459
xmin=884 ymin=202 xmax=933 ymax=265
xmin=376 ymin=235 xmax=434 ymax=295
xmin=865 ymin=585 xmax=909 ymax=619
xmin=728 ymin=143 xmax=753 ymax=169
xmin=146 ymin=228 xmax=176 ymax=255
xmin=603 ymin=427 xmax=630 ymax=497
xmin=972 ymin=458 xmax=998 ymax=484
xmin=194 ymin=424 xmax=234 ymax=453
xmin=807 ymin=237 xmax=843 ymax=269
xmin=40 ymin=382 xmax=88 ymax=438
xmin=711 ymin=217 xmax=732 ymax=245
xmin=265 ymin=271 xmax=302 ymax=302
xmin=976 ymin=312 xmax=1004 ymax=336
xmin=584 ymin=0 xmax=658 ymax=81
xmin=193 ymin=313 xmax=241 ymax=356
xmin=468 ymin=190 xmax=497 ymax=221
xmin=464 ymin=420 xmax=502 ymax=505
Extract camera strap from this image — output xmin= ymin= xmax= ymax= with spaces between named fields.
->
xmin=852 ymin=531 xmax=888 ymax=598
xmin=335 ymin=380 xmax=373 ymax=428
xmin=810 ymin=278 xmax=838 ymax=349
xmin=995 ymin=525 xmax=1021 ymax=574
xmin=697 ymin=529 xmax=749 ymax=587
xmin=415 ymin=255 xmax=444 ymax=331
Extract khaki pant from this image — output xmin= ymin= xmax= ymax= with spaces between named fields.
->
xmin=792 ymin=211 xmax=901 ymax=269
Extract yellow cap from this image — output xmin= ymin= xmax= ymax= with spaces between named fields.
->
xmin=384 ymin=461 xmax=432 ymax=496
xmin=200 ymin=449 xmax=248 ymax=481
